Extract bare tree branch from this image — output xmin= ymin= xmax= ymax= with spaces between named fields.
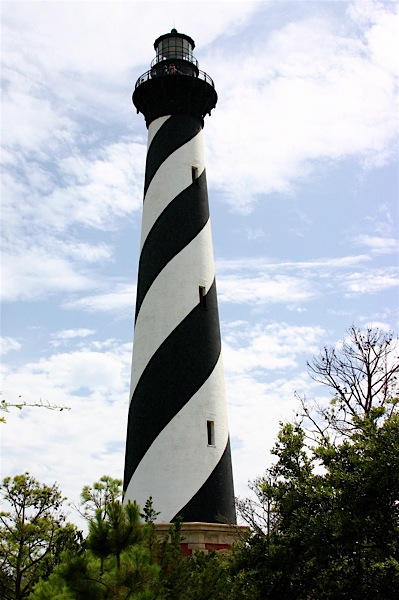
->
xmin=305 ymin=326 xmax=398 ymax=437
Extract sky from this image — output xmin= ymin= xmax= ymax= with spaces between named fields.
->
xmin=1 ymin=0 xmax=398 ymax=527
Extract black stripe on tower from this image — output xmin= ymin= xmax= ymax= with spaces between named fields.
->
xmin=124 ymin=280 xmax=221 ymax=491
xmin=136 ymin=169 xmax=209 ymax=320
xmin=172 ymin=438 xmax=236 ymax=524
xmin=144 ymin=115 xmax=202 ymax=195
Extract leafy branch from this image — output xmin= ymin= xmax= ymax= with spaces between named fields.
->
xmin=0 ymin=394 xmax=71 ymax=423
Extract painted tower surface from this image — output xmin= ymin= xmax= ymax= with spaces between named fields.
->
xmin=124 ymin=30 xmax=236 ymax=525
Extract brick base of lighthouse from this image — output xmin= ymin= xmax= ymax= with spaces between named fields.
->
xmin=154 ymin=522 xmax=250 ymax=556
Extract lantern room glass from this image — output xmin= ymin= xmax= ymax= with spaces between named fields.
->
xmin=156 ymin=36 xmax=193 ymax=63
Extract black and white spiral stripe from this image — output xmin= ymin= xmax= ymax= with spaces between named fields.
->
xmin=123 ymin=114 xmax=236 ymax=524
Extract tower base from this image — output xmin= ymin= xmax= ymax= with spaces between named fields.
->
xmin=154 ymin=522 xmax=249 ymax=556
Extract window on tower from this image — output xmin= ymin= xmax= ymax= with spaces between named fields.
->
xmin=199 ymin=286 xmax=207 ymax=309
xmin=192 ymin=166 xmax=199 ymax=184
xmin=207 ymin=420 xmax=215 ymax=446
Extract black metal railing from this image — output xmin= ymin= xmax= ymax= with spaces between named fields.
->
xmin=135 ymin=66 xmax=215 ymax=90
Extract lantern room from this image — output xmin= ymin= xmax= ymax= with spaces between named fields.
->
xmin=133 ymin=29 xmax=217 ymax=126
xmin=153 ymin=29 xmax=197 ymax=67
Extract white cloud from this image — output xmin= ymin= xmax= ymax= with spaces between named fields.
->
xmin=218 ymin=274 xmax=316 ymax=305
xmin=1 ymin=337 xmax=22 ymax=355
xmin=353 ymin=234 xmax=398 ymax=255
xmin=223 ymin=322 xmax=325 ymax=375
xmin=64 ymin=283 xmax=136 ymax=313
xmin=2 ymin=341 xmax=131 ymax=396
xmin=360 ymin=320 xmax=393 ymax=333
xmin=3 ymin=141 xmax=145 ymax=236
xmin=205 ymin=3 xmax=398 ymax=210
xmin=1 ymin=244 xmax=98 ymax=302
xmin=246 ymin=227 xmax=265 ymax=241
xmin=2 ymin=90 xmax=75 ymax=152
xmin=62 ymin=242 xmax=113 ymax=264
xmin=216 ymin=254 xmax=375 ymax=309
xmin=216 ymin=255 xmax=370 ymax=273
xmin=2 ymin=140 xmax=144 ymax=301
xmin=41 ymin=351 xmax=128 ymax=392
xmin=348 ymin=0 xmax=399 ymax=75
xmin=52 ymin=142 xmax=145 ymax=229
xmin=342 ymin=267 xmax=399 ymax=295
xmin=52 ymin=329 xmax=95 ymax=341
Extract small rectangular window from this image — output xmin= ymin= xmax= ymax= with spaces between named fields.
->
xmin=192 ymin=166 xmax=199 ymax=184
xmin=207 ymin=420 xmax=215 ymax=446
xmin=199 ymin=286 xmax=207 ymax=309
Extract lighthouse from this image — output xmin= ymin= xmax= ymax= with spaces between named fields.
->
xmin=123 ymin=30 xmax=237 ymax=537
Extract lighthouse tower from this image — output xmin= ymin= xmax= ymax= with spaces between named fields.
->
xmin=123 ymin=30 xmax=237 ymax=537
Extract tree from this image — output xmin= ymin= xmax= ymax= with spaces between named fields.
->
xmin=303 ymin=325 xmax=398 ymax=437
xmin=78 ymin=475 xmax=123 ymax=521
xmin=30 ymin=543 xmax=162 ymax=600
xmin=232 ymin=416 xmax=399 ymax=599
xmin=31 ymin=499 xmax=162 ymax=599
xmin=87 ymin=499 xmax=143 ymax=571
xmin=31 ymin=478 xmax=163 ymax=600
xmin=0 ymin=473 xmax=80 ymax=600
xmin=179 ymin=549 xmax=233 ymax=600
xmin=235 ymin=474 xmax=279 ymax=536
xmin=233 ymin=327 xmax=399 ymax=599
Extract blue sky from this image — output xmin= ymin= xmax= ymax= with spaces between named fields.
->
xmin=1 ymin=0 xmax=398 ymax=525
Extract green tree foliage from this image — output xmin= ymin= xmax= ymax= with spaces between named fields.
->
xmin=78 ymin=475 xmax=123 ymax=521
xmin=30 ymin=546 xmax=162 ymax=600
xmin=88 ymin=499 xmax=143 ymax=571
xmin=233 ymin=326 xmax=399 ymax=599
xmin=154 ymin=520 xmax=232 ymax=600
xmin=0 ymin=473 xmax=80 ymax=600
xmin=30 ymin=498 xmax=161 ymax=600
xmin=232 ymin=415 xmax=399 ymax=598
